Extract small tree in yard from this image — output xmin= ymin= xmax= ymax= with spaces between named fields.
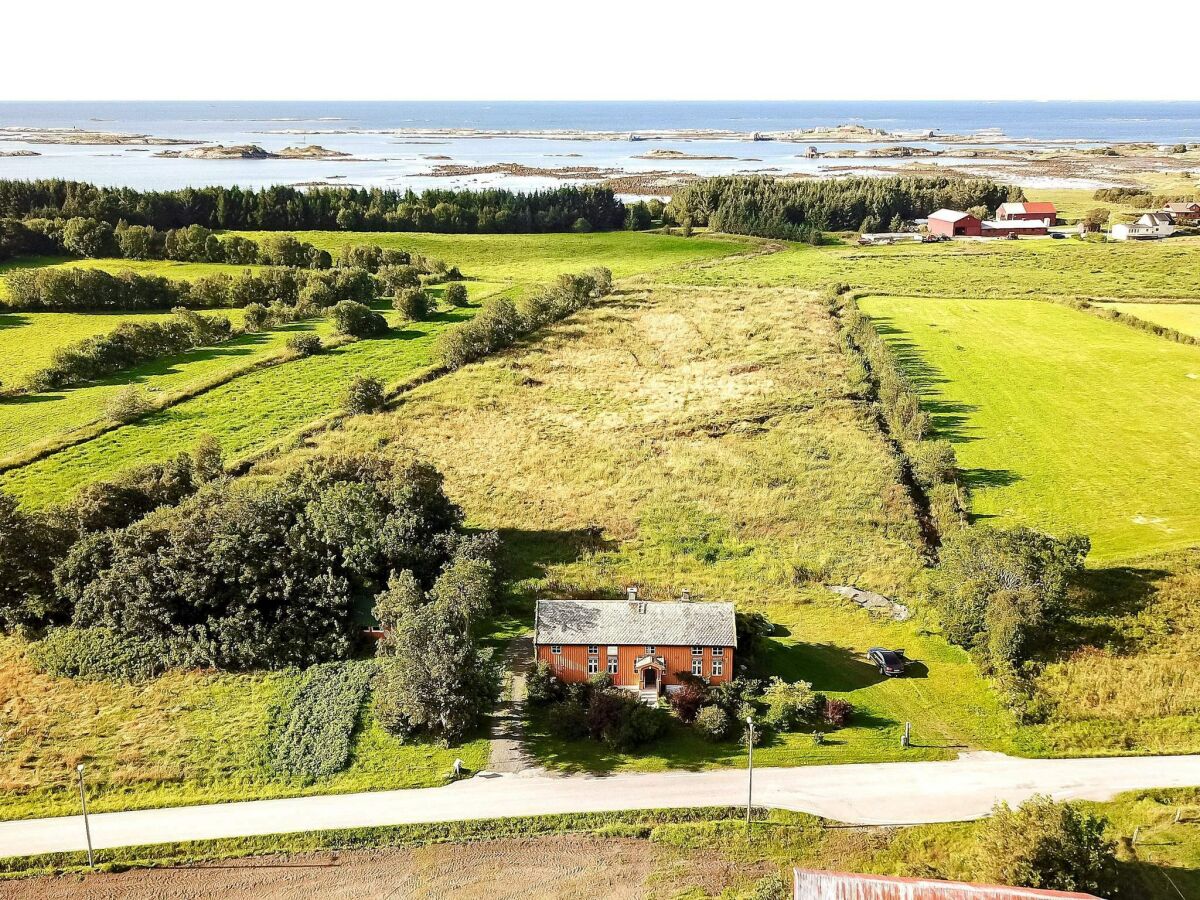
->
xmin=669 ymin=678 xmax=708 ymax=723
xmin=760 ymin=677 xmax=821 ymax=731
xmin=342 ymin=376 xmax=385 ymax=415
xmin=1082 ymin=208 xmax=1110 ymax=232
xmin=972 ymin=796 xmax=1117 ymax=896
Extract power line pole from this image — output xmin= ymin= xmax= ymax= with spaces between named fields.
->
xmin=745 ymin=717 xmax=755 ymax=838
xmin=76 ymin=764 xmax=94 ymax=869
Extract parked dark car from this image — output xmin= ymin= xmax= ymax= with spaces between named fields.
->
xmin=868 ymin=647 xmax=908 ymax=677
xmin=1051 ymin=232 xmax=1067 ymax=239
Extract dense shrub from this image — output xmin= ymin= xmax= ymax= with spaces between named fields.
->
xmin=60 ymin=217 xmax=116 ymax=257
xmin=103 ymin=385 xmax=153 ymax=422
xmin=443 ymin=282 xmax=469 ymax=307
xmin=668 ymin=175 xmax=1017 ymax=240
xmin=52 ymin=453 xmax=465 ymax=670
xmin=29 ymin=627 xmax=164 ymax=681
xmin=669 ymin=680 xmax=709 ymax=723
xmin=26 ymin=309 xmax=233 ymax=391
xmin=0 ymin=493 xmax=70 ymax=632
xmin=526 ymin=660 xmax=566 ymax=705
xmin=0 ymin=179 xmax=627 ymax=233
xmin=269 ymin=661 xmax=375 ymax=779
xmin=585 ymin=688 xmax=668 ymax=751
xmin=0 ymin=217 xmax=57 ymax=261
xmin=331 ymin=300 xmax=389 ymax=338
xmin=972 ymin=796 xmax=1117 ymax=896
xmin=342 ymin=375 xmax=386 ymax=415
xmin=547 ymin=698 xmax=590 ymax=739
xmin=286 ymin=332 xmax=322 ymax=356
xmin=931 ymin=526 xmax=1089 ymax=672
xmin=392 ymin=287 xmax=431 ymax=321
xmin=694 ymin=704 xmax=732 ymax=741
xmin=377 ymin=264 xmax=421 ymax=295
xmin=822 ymin=697 xmax=853 ymax=728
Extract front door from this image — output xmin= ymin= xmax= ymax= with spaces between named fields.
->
xmin=643 ymin=668 xmax=658 ymax=690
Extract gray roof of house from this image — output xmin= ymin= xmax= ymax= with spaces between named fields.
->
xmin=535 ymin=599 xmax=737 ymax=647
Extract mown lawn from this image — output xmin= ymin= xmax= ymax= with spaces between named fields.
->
xmin=0 ymin=638 xmax=488 ymax=821
xmin=1098 ymin=301 xmax=1200 ymax=338
xmin=0 ymin=286 xmax=500 ymax=506
xmin=661 ymin=235 xmax=1200 ymax=299
xmin=858 ymin=296 xmax=1200 ymax=561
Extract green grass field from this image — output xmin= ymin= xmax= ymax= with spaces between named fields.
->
xmin=227 ymin=229 xmax=751 ymax=282
xmin=0 ymin=257 xmax=271 ymax=301
xmin=0 ymin=291 xmax=494 ymax=506
xmin=661 ymin=236 xmax=1200 ymax=299
xmin=0 ymin=637 xmax=488 ymax=821
xmin=858 ymin=296 xmax=1200 ymax=561
xmin=1098 ymin=302 xmax=1200 ymax=338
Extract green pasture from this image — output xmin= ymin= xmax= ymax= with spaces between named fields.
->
xmin=858 ymin=296 xmax=1200 ymax=561
xmin=663 ymin=236 xmax=1200 ymax=300
xmin=1098 ymin=302 xmax=1200 ymax=338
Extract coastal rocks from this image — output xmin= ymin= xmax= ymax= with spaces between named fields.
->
xmin=154 ymin=144 xmax=351 ymax=160
xmin=0 ymin=150 xmax=39 ymax=157
xmin=0 ymin=127 xmax=197 ymax=145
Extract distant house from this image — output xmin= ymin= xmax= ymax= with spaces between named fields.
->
xmin=533 ymin=589 xmax=736 ymax=698
xmin=928 ymin=209 xmax=981 ymax=238
xmin=1162 ymin=200 xmax=1200 ymax=224
xmin=996 ymin=201 xmax=1058 ymax=225
xmin=805 ymin=145 xmax=821 ymax=158
xmin=792 ymin=868 xmax=1102 ymax=899
xmin=1111 ymin=213 xmax=1175 ymax=241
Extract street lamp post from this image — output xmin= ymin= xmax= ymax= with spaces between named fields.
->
xmin=745 ymin=716 xmax=755 ymax=837
xmin=76 ymin=764 xmax=94 ymax=868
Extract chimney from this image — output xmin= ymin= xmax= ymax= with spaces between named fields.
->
xmin=681 ymin=588 xmax=691 ymax=602
xmin=627 ymin=585 xmax=638 ymax=603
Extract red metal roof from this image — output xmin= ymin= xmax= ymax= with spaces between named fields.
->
xmin=792 ymin=869 xmax=1103 ymax=899
xmin=1022 ymin=201 xmax=1057 ymax=215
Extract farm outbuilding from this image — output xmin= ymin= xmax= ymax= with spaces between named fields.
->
xmin=996 ymin=201 xmax=1058 ymax=224
xmin=1163 ymin=200 xmax=1200 ymax=224
xmin=792 ymin=868 xmax=1102 ymax=899
xmin=980 ymin=220 xmax=1049 ymax=238
xmin=928 ymin=209 xmax=981 ymax=237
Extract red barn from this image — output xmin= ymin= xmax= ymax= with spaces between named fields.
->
xmin=534 ymin=590 xmax=736 ymax=699
xmin=1163 ymin=201 xmax=1200 ymax=224
xmin=996 ymin=201 xmax=1058 ymax=225
xmin=981 ymin=220 xmax=1049 ymax=238
xmin=928 ymin=209 xmax=981 ymax=237
xmin=793 ymin=868 xmax=1102 ymax=899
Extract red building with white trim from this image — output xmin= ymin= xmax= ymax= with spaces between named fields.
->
xmin=928 ymin=209 xmax=981 ymax=238
xmin=996 ymin=201 xmax=1058 ymax=225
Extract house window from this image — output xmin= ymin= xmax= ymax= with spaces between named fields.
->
xmin=588 ymin=656 xmax=599 ymax=675
xmin=691 ymin=657 xmax=704 ymax=676
xmin=712 ymin=646 xmax=725 ymax=656
xmin=645 ymin=646 xmax=656 ymax=656
xmin=692 ymin=646 xmax=703 ymax=656
xmin=550 ymin=644 xmax=561 ymax=654
xmin=607 ymin=655 xmax=618 ymax=675
xmin=712 ymin=658 xmax=724 ymax=677
xmin=587 ymin=645 xmax=598 ymax=655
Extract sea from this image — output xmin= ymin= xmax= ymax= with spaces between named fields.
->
xmin=2 ymin=101 xmax=1199 ymax=193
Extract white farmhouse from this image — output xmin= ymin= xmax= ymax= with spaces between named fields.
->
xmin=1110 ymin=213 xmax=1176 ymax=241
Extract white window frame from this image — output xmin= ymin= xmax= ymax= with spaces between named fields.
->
xmin=712 ymin=646 xmax=725 ymax=656
xmin=587 ymin=645 xmax=598 ymax=655
xmin=587 ymin=656 xmax=599 ymax=675
xmin=645 ymin=645 xmax=656 ymax=656
xmin=607 ymin=654 xmax=618 ymax=675
xmin=691 ymin=657 xmax=704 ymax=676
xmin=711 ymin=658 xmax=724 ymax=677
xmin=692 ymin=646 xmax=703 ymax=656
xmin=550 ymin=644 xmax=562 ymax=655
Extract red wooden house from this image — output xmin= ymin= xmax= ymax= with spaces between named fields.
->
xmin=928 ymin=209 xmax=981 ymax=238
xmin=533 ymin=589 xmax=736 ymax=698
xmin=1163 ymin=201 xmax=1200 ymax=224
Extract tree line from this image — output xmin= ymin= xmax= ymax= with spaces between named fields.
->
xmin=666 ymin=175 xmax=1019 ymax=240
xmin=0 ymin=180 xmax=628 ymax=233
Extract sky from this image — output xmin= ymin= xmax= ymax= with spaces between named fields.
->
xmin=4 ymin=0 xmax=1199 ymax=102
